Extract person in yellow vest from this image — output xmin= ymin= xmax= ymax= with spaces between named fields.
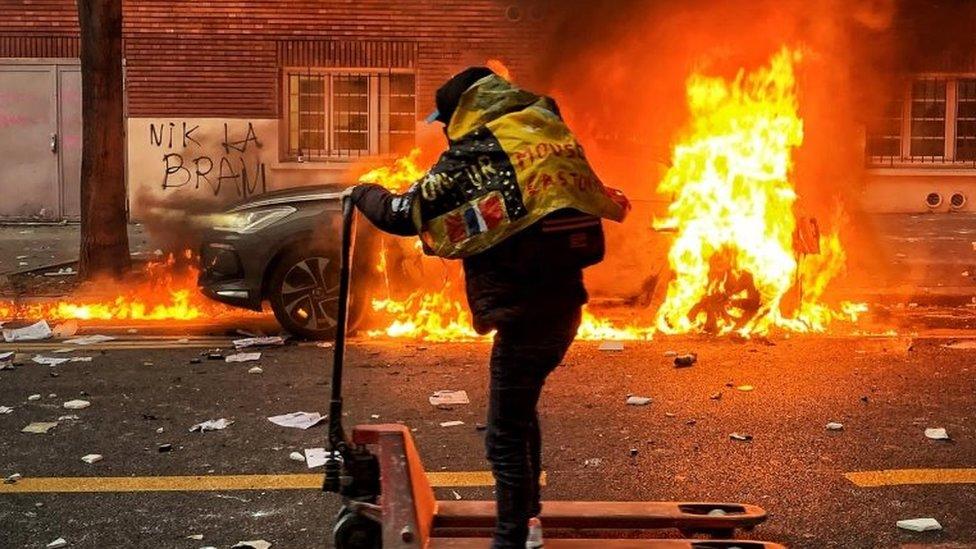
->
xmin=350 ymin=67 xmax=629 ymax=549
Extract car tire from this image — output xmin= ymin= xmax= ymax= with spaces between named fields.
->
xmin=268 ymin=248 xmax=362 ymax=340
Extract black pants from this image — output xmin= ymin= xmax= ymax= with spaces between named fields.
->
xmin=485 ymin=307 xmax=581 ymax=548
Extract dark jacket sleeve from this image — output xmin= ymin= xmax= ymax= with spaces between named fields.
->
xmin=350 ymin=183 xmax=419 ymax=237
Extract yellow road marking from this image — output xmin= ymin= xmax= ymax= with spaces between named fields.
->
xmin=0 ymin=471 xmax=525 ymax=494
xmin=845 ymin=468 xmax=976 ymax=488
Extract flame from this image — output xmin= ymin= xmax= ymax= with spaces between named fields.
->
xmin=0 ymin=251 xmax=255 ymax=322
xmin=358 ymin=148 xmax=425 ymax=192
xmin=653 ymin=47 xmax=863 ymax=336
xmin=486 ymin=58 xmax=512 ymax=81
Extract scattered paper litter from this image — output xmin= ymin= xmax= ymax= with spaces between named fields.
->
xmin=440 ymin=420 xmax=465 ymax=427
xmin=4 ymin=473 xmax=22 ymax=484
xmin=289 ymin=451 xmax=305 ymax=462
xmin=248 ymin=366 xmax=264 ymax=374
xmin=233 ymin=540 xmax=271 ymax=549
xmin=226 ymin=352 xmax=261 ymax=363
xmin=0 ymin=351 xmax=13 ymax=362
xmin=44 ymin=267 xmax=76 ymax=277
xmin=46 ymin=538 xmax=68 ymax=548
xmin=924 ymin=427 xmax=950 ymax=440
xmin=729 ymin=433 xmax=753 ymax=442
xmin=626 ymin=395 xmax=652 ymax=406
xmin=52 ymin=320 xmax=79 ymax=338
xmin=826 ymin=422 xmax=844 ymax=431
xmin=64 ymin=334 xmax=115 ymax=345
xmin=896 ymin=518 xmax=942 ymax=532
xmin=429 ymin=390 xmax=470 ymax=406
xmin=304 ymin=447 xmax=329 ymax=469
xmin=57 ymin=415 xmax=79 ymax=421
xmin=267 ymin=411 xmax=325 ymax=430
xmin=0 ymin=406 xmax=13 ymax=414
xmin=189 ymin=418 xmax=234 ymax=432
xmin=27 ymin=394 xmax=41 ymax=401
xmin=736 ymin=385 xmax=754 ymax=392
xmin=22 ymin=421 xmax=58 ymax=434
xmin=81 ymin=454 xmax=102 ymax=464
xmin=3 ymin=320 xmax=52 ymax=342
xmin=187 ymin=534 xmax=204 ymax=540
xmin=33 ymin=356 xmax=70 ymax=366
xmin=63 ymin=400 xmax=91 ymax=410
xmin=233 ymin=336 xmax=285 ymax=349
xmin=598 ymin=341 xmax=625 ymax=352
xmin=316 ymin=341 xmax=334 ymax=349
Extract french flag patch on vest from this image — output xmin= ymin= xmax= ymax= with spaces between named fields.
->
xmin=445 ymin=193 xmax=507 ymax=243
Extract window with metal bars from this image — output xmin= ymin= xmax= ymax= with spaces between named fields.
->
xmin=285 ymin=70 xmax=416 ymax=160
xmin=956 ymin=79 xmax=976 ymax=161
xmin=909 ymin=78 xmax=947 ymax=159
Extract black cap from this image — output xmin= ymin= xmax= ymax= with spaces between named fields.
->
xmin=428 ymin=66 xmax=495 ymax=124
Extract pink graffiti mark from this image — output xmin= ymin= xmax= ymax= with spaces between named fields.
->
xmin=0 ymin=113 xmax=35 ymax=129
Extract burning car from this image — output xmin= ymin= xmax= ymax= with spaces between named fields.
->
xmin=198 ymin=185 xmax=378 ymax=340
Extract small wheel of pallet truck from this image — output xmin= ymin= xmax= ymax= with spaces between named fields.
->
xmin=333 ymin=510 xmax=381 ymax=549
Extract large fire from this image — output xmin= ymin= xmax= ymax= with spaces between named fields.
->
xmin=653 ymin=48 xmax=863 ymax=336
xmin=0 ymin=251 xmax=247 ymax=322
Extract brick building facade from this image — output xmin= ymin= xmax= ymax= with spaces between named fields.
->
xmin=0 ymin=0 xmax=546 ymax=220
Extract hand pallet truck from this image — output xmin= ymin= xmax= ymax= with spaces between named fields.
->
xmin=323 ymin=196 xmax=785 ymax=548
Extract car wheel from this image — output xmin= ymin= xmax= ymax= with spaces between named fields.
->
xmin=268 ymin=248 xmax=345 ymax=340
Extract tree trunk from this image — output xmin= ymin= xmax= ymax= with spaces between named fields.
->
xmin=77 ymin=0 xmax=130 ymax=279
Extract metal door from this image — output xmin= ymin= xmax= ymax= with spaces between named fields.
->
xmin=59 ymin=65 xmax=82 ymax=219
xmin=0 ymin=63 xmax=60 ymax=220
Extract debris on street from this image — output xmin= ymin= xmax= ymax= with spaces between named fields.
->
xmin=737 ymin=385 xmax=754 ymax=392
xmin=81 ymin=453 xmax=103 ymax=464
xmin=3 ymin=320 xmax=52 ymax=342
xmin=27 ymin=394 xmax=41 ymax=401
xmin=57 ymin=415 xmax=79 ymax=421
xmin=44 ymin=267 xmax=76 ymax=277
xmin=729 ymin=433 xmax=753 ymax=442
xmin=924 ymin=427 xmax=950 ymax=440
xmin=429 ymin=390 xmax=470 ymax=406
xmin=0 ymin=351 xmax=13 ymax=368
xmin=46 ymin=537 xmax=68 ymax=548
xmin=304 ymin=448 xmax=329 ymax=469
xmin=599 ymin=341 xmax=625 ymax=352
xmin=674 ymin=353 xmax=697 ymax=367
xmin=4 ymin=473 xmax=22 ymax=484
xmin=247 ymin=366 xmax=264 ymax=374
xmin=158 ymin=443 xmax=173 ymax=453
xmin=626 ymin=395 xmax=652 ymax=406
xmin=896 ymin=518 xmax=943 ymax=532
xmin=289 ymin=451 xmax=305 ymax=462
xmin=63 ymin=334 xmax=115 ymax=345
xmin=663 ymin=350 xmax=678 ymax=357
xmin=189 ymin=418 xmax=234 ymax=432
xmin=584 ymin=457 xmax=603 ymax=467
xmin=267 ymin=411 xmax=325 ymax=430
xmin=710 ymin=392 xmax=722 ymax=400
xmin=22 ymin=421 xmax=58 ymax=434
xmin=826 ymin=422 xmax=844 ymax=431
xmin=233 ymin=336 xmax=285 ymax=349
xmin=233 ymin=540 xmax=271 ymax=549
xmin=440 ymin=420 xmax=465 ymax=427
xmin=62 ymin=399 xmax=91 ymax=410
xmin=225 ymin=352 xmax=261 ymax=363
xmin=33 ymin=356 xmax=69 ymax=366
xmin=0 ymin=406 xmax=13 ymax=414
xmin=52 ymin=320 xmax=79 ymax=338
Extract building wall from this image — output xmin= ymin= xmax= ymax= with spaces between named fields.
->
xmin=863 ymin=170 xmax=976 ymax=213
xmin=0 ymin=0 xmax=545 ymax=218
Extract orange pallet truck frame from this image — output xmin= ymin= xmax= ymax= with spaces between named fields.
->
xmin=322 ymin=196 xmax=785 ymax=549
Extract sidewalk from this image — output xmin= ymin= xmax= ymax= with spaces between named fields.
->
xmin=0 ymin=223 xmax=153 ymax=276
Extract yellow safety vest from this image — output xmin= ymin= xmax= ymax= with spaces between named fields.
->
xmin=413 ymin=75 xmax=629 ymax=259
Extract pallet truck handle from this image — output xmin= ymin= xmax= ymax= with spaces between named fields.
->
xmin=328 ymin=194 xmax=356 ymax=453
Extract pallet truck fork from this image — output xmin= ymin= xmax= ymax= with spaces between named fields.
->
xmin=322 ymin=196 xmax=784 ymax=548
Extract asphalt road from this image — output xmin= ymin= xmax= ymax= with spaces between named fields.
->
xmin=0 ymin=331 xmax=974 ymax=549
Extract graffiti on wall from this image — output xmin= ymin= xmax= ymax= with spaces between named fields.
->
xmin=150 ymin=121 xmax=267 ymax=198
